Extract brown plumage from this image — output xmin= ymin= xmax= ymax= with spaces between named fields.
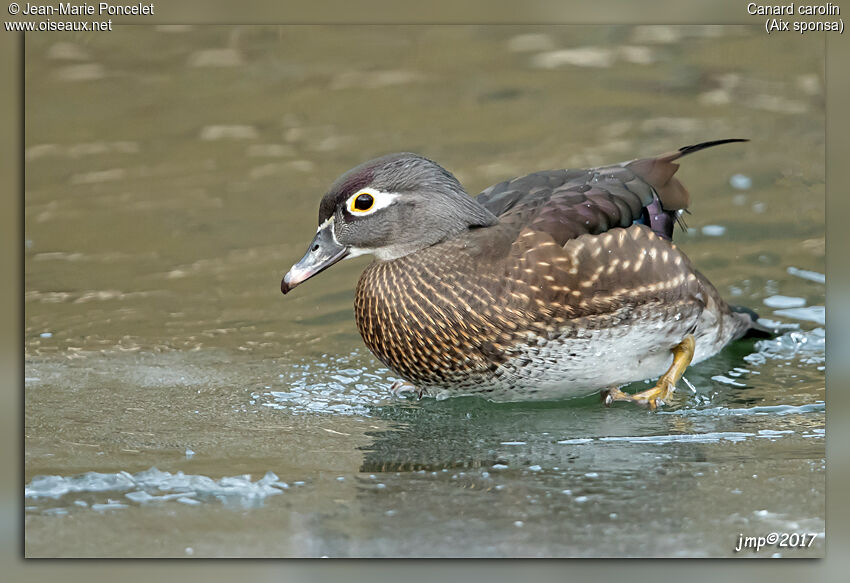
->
xmin=282 ymin=140 xmax=769 ymax=403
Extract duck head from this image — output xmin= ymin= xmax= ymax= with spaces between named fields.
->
xmin=281 ymin=153 xmax=497 ymax=294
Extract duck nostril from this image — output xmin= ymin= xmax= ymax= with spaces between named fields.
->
xmin=312 ymin=244 xmax=320 ymax=252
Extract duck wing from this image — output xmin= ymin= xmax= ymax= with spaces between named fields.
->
xmin=476 ymin=139 xmax=747 ymax=243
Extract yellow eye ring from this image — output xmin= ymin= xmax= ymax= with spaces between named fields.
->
xmin=350 ymin=192 xmax=375 ymax=213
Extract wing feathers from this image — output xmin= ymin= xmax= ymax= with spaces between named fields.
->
xmin=476 ymin=139 xmax=747 ymax=245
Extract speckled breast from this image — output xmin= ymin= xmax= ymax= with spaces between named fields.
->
xmin=353 ymin=247 xmax=506 ymax=390
xmin=352 ymin=224 xmax=735 ymax=398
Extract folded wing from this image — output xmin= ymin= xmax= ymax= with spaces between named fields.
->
xmin=476 ymin=139 xmax=747 ymax=243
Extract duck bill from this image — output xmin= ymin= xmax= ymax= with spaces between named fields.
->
xmin=281 ymin=221 xmax=349 ymax=294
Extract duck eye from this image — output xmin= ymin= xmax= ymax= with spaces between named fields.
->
xmin=351 ymin=193 xmax=375 ymax=213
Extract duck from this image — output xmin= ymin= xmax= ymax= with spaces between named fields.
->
xmin=281 ymin=139 xmax=771 ymax=407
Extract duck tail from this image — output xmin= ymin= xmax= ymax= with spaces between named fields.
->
xmin=672 ymin=138 xmax=750 ymax=160
xmin=627 ymin=138 xmax=749 ymax=212
xmin=729 ymin=304 xmax=777 ymax=339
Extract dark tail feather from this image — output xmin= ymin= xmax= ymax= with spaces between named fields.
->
xmin=730 ymin=305 xmax=776 ymax=339
xmin=675 ymin=138 xmax=750 ymax=159
xmin=627 ymin=138 xmax=749 ymax=213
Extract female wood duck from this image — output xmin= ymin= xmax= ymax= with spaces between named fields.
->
xmin=281 ymin=139 xmax=770 ymax=407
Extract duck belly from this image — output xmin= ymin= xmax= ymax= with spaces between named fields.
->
xmin=471 ymin=325 xmax=682 ymax=401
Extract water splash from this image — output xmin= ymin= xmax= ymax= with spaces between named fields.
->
xmin=551 ymin=422 xmax=822 ymax=445
xmin=26 ymin=467 xmax=292 ymax=509
xmin=786 ymin=266 xmax=825 ymax=284
xmin=599 ymin=431 xmax=756 ymax=444
xmin=660 ymin=402 xmax=824 ymax=417
xmin=772 ymin=306 xmax=824 ymax=326
xmin=763 ymin=295 xmax=806 ymax=309
xmin=745 ymin=328 xmax=825 ymax=366
xmin=260 ymin=352 xmax=393 ymax=416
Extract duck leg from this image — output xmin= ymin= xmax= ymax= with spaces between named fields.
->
xmin=602 ymin=334 xmax=695 ymax=410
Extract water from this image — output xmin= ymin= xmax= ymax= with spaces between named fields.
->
xmin=24 ymin=25 xmax=824 ymax=557
xmin=27 ymin=467 xmax=292 ymax=507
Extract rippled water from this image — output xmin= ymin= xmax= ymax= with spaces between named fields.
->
xmin=25 ymin=25 xmax=824 ymax=557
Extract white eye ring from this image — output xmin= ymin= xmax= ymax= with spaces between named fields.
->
xmin=345 ymin=187 xmax=398 ymax=216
